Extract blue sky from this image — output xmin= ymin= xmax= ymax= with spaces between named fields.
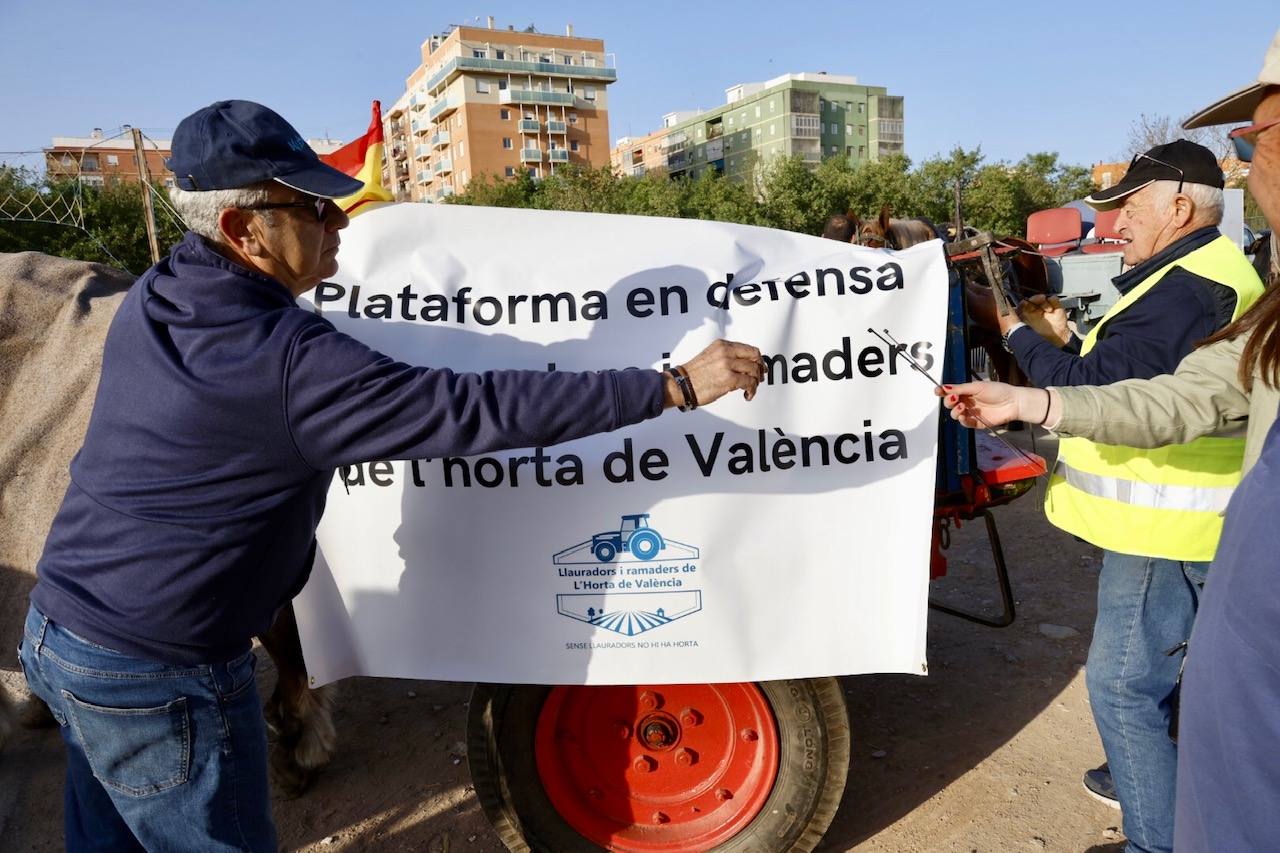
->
xmin=1 ymin=1 xmax=1275 ymax=171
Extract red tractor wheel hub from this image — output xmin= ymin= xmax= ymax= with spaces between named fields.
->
xmin=535 ymin=683 xmax=779 ymax=852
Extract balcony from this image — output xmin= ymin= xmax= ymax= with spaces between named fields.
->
xmin=500 ymin=89 xmax=575 ymax=107
xmin=428 ymin=97 xmax=458 ymax=120
xmin=391 ymin=145 xmax=407 ymax=160
xmin=546 ymin=120 xmax=567 ymax=134
xmin=436 ymin=185 xmax=455 ymax=200
xmin=416 ymin=170 xmax=432 ymax=184
xmin=414 ymin=144 xmax=431 ymax=160
xmin=434 ymin=157 xmax=454 ymax=174
xmin=791 ymin=115 xmax=821 ymax=138
xmin=520 ymin=148 xmax=542 ymax=163
xmin=411 ymin=120 xmax=429 ymax=136
xmin=518 ymin=118 xmax=541 ymax=133
xmin=430 ymin=130 xmax=450 ymax=149
xmin=548 ymin=149 xmax=569 ymax=163
xmin=395 ymin=163 xmax=409 ymax=178
xmin=426 ymin=56 xmax=617 ymax=93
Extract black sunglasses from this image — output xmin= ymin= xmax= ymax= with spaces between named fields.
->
xmin=1130 ymin=152 xmax=1185 ymax=194
xmin=241 ymin=197 xmax=330 ymax=222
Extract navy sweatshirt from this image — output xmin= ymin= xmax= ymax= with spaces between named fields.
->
xmin=31 ymin=233 xmax=665 ymax=664
xmin=1008 ymin=227 xmax=1237 ymax=387
xmin=1175 ymin=406 xmax=1280 ymax=851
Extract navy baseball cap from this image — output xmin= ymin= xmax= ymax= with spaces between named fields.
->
xmin=166 ymin=100 xmax=364 ymax=198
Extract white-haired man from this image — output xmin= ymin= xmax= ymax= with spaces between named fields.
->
xmin=995 ymin=139 xmax=1264 ymax=853
xmin=16 ymin=100 xmax=765 ymax=851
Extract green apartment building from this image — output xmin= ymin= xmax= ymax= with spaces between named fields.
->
xmin=661 ymin=72 xmax=903 ymax=181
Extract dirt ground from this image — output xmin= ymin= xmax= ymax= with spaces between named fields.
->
xmin=0 ymin=430 xmax=1131 ymax=852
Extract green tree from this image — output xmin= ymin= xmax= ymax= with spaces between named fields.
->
xmin=1 ymin=168 xmax=183 ymax=273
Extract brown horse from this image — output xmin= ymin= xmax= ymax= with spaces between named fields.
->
xmin=829 ymin=207 xmax=1050 ymax=384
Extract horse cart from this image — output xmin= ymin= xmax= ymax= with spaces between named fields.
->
xmin=464 ymin=237 xmax=1047 ymax=852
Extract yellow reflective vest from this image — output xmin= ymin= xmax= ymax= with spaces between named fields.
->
xmin=1045 ymin=235 xmax=1265 ymax=561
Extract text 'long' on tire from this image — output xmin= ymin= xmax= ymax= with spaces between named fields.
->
xmin=467 ymin=678 xmax=850 ymax=852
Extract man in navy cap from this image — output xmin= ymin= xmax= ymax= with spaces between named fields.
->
xmin=17 ymin=100 xmax=764 ymax=851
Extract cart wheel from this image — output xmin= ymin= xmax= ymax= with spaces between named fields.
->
xmin=468 ymin=679 xmax=849 ymax=852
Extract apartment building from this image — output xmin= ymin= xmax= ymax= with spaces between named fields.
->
xmin=610 ymin=125 xmax=670 ymax=178
xmin=45 ymin=128 xmax=173 ymax=187
xmin=45 ymin=130 xmax=343 ymax=188
xmin=651 ymin=73 xmax=904 ymax=183
xmin=383 ymin=20 xmax=617 ymax=202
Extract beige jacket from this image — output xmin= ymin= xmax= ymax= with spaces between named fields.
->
xmin=1053 ymin=334 xmax=1278 ymax=475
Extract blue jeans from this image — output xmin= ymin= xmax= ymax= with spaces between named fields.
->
xmin=18 ymin=605 xmax=277 ymax=851
xmin=1086 ymin=550 xmax=1207 ymax=853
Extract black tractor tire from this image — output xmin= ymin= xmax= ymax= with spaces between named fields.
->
xmin=467 ymin=678 xmax=850 ymax=852
xmin=592 ymin=541 xmax=617 ymax=562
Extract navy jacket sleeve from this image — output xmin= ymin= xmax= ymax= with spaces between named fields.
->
xmin=1008 ymin=268 xmax=1233 ymax=387
xmin=283 ymin=317 xmax=666 ymax=470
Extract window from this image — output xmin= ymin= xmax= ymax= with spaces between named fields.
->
xmin=846 ymin=124 xmax=853 ymax=135
xmin=755 ymin=105 xmax=761 ymax=118
xmin=568 ymin=112 xmax=578 ymax=124
xmin=755 ymin=128 xmax=761 ymax=140
xmin=106 ymin=154 xmax=119 ymax=166
xmin=562 ymin=55 xmax=573 ymax=65
xmin=502 ymin=137 xmax=512 ymax=149
xmin=539 ymin=54 xmax=551 ymax=63
xmin=845 ymin=101 xmax=852 ymax=112
xmin=727 ymin=116 xmax=734 ymax=127
xmin=570 ymin=140 xmax=579 ymax=151
xmin=496 ymin=49 xmax=505 ymax=59
xmin=770 ymin=100 xmax=776 ymax=112
xmin=846 ymin=146 xmax=853 ymax=156
xmin=858 ymin=145 xmax=866 ymax=156
xmin=505 ymin=166 xmax=515 ymax=177
xmin=82 ymin=156 xmax=99 ymax=171
xmin=584 ymin=56 xmax=596 ymax=67
xmin=500 ymin=108 xmax=510 ymax=120
xmin=566 ymin=79 xmax=574 ymax=93
xmin=528 ymin=167 xmax=537 ymax=177
xmin=830 ymin=145 xmax=837 ymax=154
xmin=472 ymin=48 xmax=486 ymax=58
xmin=498 ymin=78 xmax=507 ymax=90
xmin=583 ymin=86 xmax=595 ymax=101
xmin=770 ymin=123 xmax=776 ymax=136
xmin=831 ymin=123 xmax=838 ymax=134
xmin=857 ymin=103 xmax=864 ymax=114
xmin=476 ymin=79 xmax=490 ymax=94
xmin=457 ymin=141 xmax=465 ymax=158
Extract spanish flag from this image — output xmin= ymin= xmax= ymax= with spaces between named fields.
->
xmin=321 ymin=100 xmax=395 ymax=215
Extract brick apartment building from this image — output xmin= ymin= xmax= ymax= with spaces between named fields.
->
xmin=383 ymin=19 xmax=617 ymax=201
xmin=44 ymin=129 xmax=342 ymax=189
xmin=45 ymin=128 xmax=174 ymax=187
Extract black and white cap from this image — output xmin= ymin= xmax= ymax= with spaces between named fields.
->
xmin=1084 ymin=140 xmax=1224 ymax=211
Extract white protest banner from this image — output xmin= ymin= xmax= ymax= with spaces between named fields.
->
xmin=293 ymin=203 xmax=948 ymax=687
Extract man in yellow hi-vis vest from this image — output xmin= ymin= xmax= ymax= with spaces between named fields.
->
xmin=996 ymin=140 xmax=1264 ymax=853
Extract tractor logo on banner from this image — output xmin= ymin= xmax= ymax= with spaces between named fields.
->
xmin=554 ymin=513 xmax=702 ymax=637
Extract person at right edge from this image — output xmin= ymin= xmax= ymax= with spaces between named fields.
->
xmin=992 ymin=141 xmax=1264 ymax=852
xmin=941 ymin=30 xmax=1280 ymax=851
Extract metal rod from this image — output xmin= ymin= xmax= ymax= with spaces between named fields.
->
xmin=869 ymin=327 xmax=1047 ymax=477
